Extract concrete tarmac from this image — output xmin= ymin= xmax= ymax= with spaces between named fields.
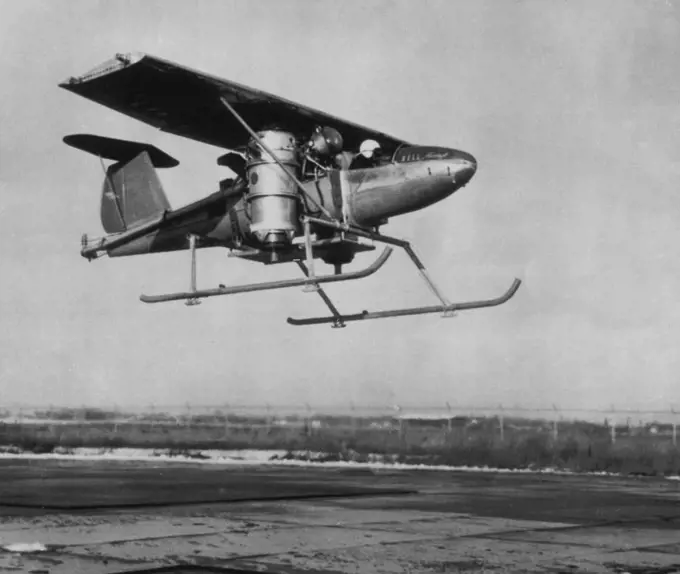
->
xmin=0 ymin=458 xmax=679 ymax=573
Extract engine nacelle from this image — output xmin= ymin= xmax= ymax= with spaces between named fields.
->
xmin=246 ymin=130 xmax=300 ymax=249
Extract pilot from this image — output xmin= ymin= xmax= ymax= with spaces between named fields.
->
xmin=350 ymin=139 xmax=382 ymax=170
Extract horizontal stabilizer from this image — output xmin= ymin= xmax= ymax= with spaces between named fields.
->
xmin=63 ymin=134 xmax=179 ymax=168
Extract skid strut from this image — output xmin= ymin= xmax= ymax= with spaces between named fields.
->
xmin=297 ymin=218 xmax=346 ymax=327
xmin=185 ymin=234 xmax=201 ymax=306
xmin=301 ymin=216 xmax=318 ymax=293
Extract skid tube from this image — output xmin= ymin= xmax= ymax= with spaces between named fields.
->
xmin=139 ymin=247 xmax=393 ymax=304
xmin=287 ymin=279 xmax=521 ymax=326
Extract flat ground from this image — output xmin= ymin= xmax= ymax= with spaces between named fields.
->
xmin=0 ymin=459 xmax=679 ymax=573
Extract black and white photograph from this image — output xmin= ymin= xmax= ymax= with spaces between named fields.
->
xmin=1 ymin=1 xmax=679 ymax=572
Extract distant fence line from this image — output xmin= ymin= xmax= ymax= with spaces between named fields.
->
xmin=1 ymin=402 xmax=679 ymax=446
xmin=1 ymin=402 xmax=679 ymax=424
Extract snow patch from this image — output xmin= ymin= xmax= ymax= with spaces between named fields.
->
xmin=2 ymin=542 xmax=47 ymax=553
xmin=0 ymin=446 xmax=287 ymax=464
xmin=0 ymin=445 xmax=676 ymax=480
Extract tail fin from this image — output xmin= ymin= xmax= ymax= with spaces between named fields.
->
xmin=101 ymin=151 xmax=171 ymax=233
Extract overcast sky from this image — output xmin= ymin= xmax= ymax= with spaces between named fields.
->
xmin=1 ymin=0 xmax=678 ymax=413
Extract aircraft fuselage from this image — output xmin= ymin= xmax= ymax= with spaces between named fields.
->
xmin=108 ymin=145 xmax=477 ymax=260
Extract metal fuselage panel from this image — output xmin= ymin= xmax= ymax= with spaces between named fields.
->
xmin=343 ymin=146 xmax=477 ymax=226
xmin=292 ymin=145 xmax=477 ymax=228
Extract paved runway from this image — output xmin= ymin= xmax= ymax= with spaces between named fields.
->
xmin=0 ymin=458 xmax=679 ymax=573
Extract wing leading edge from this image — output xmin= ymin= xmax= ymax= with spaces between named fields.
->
xmin=59 ymin=52 xmax=410 ymax=154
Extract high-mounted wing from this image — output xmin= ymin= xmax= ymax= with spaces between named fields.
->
xmin=59 ymin=53 xmax=410 ymax=154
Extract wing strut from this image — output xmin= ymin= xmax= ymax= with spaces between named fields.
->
xmin=219 ymin=97 xmax=334 ymax=221
xmin=286 ymin=216 xmax=521 ymax=326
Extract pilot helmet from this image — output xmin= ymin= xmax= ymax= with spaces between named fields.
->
xmin=359 ymin=139 xmax=381 ymax=158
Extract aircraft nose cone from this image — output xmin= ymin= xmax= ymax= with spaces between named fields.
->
xmin=456 ymin=159 xmax=477 ymax=186
xmin=452 ymin=151 xmax=477 ymax=186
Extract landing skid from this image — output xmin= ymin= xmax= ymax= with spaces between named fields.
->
xmin=139 ymin=247 xmax=393 ymax=303
xmin=287 ymin=278 xmax=521 ymax=326
xmin=140 ymin=216 xmax=521 ymax=327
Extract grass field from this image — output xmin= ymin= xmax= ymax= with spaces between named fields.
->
xmin=1 ymin=409 xmax=679 ymax=476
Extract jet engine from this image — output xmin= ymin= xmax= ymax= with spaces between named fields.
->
xmin=245 ymin=129 xmax=300 ymax=249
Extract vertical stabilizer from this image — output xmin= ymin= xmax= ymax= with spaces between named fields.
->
xmin=101 ymin=151 xmax=171 ymax=233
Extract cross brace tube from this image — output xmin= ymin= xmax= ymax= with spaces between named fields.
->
xmin=304 ymin=216 xmax=453 ymax=308
xmin=139 ymin=247 xmax=393 ymax=304
xmin=296 ymin=261 xmax=346 ymax=328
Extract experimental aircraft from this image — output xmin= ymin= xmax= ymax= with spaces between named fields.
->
xmin=60 ymin=53 xmax=520 ymax=328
